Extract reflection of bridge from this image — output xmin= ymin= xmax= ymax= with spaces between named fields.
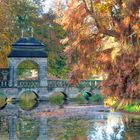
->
xmin=0 ymin=114 xmax=48 ymax=140
xmin=0 ymin=37 xmax=101 ymax=100
xmin=0 ymin=104 xmax=109 ymax=140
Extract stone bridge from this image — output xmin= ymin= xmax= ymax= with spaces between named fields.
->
xmin=0 ymin=37 xmax=101 ymax=100
xmin=0 ymin=76 xmax=101 ymax=100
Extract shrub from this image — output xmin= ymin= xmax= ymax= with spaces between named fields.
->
xmin=76 ymin=94 xmax=87 ymax=104
xmin=90 ymin=94 xmax=103 ymax=103
xmin=48 ymin=92 xmax=64 ymax=105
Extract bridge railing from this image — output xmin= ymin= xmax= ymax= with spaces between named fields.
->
xmin=0 ymin=68 xmax=10 ymax=88
xmin=48 ymin=80 xmax=101 ymax=88
xmin=48 ymin=80 xmax=68 ymax=88
xmin=0 ymin=81 xmax=9 ymax=88
xmin=77 ymin=80 xmax=101 ymax=88
xmin=17 ymin=80 xmax=40 ymax=88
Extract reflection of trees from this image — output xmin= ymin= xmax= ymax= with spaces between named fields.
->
xmin=100 ymin=126 xmax=124 ymax=140
xmin=16 ymin=118 xmax=39 ymax=140
xmin=19 ymin=100 xmax=37 ymax=111
xmin=122 ymin=115 xmax=140 ymax=140
xmin=0 ymin=117 xmax=8 ymax=139
xmin=47 ymin=118 xmax=89 ymax=140
xmin=88 ymin=114 xmax=124 ymax=140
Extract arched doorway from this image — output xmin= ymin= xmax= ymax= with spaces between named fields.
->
xmin=8 ymin=37 xmax=48 ymax=87
xmin=15 ymin=60 xmax=40 ymax=88
xmin=17 ymin=60 xmax=39 ymax=81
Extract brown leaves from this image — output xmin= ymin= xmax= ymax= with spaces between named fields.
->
xmin=101 ymin=49 xmax=140 ymax=99
xmin=59 ymin=0 xmax=140 ymax=102
xmin=126 ymin=0 xmax=140 ymax=12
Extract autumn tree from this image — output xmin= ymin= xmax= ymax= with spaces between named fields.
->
xmin=0 ymin=0 xmax=14 ymax=68
xmin=0 ymin=0 xmax=45 ymax=68
xmin=35 ymin=10 xmax=70 ymax=79
xmin=60 ymin=0 xmax=140 ymax=104
xmin=0 ymin=0 xmax=69 ymax=78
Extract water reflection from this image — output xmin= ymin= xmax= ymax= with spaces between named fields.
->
xmin=38 ymin=116 xmax=48 ymax=140
xmin=88 ymin=114 xmax=124 ymax=140
xmin=8 ymin=116 xmax=17 ymax=140
xmin=0 ymin=102 xmax=140 ymax=140
xmin=19 ymin=100 xmax=38 ymax=111
xmin=0 ymin=92 xmax=7 ymax=110
xmin=16 ymin=118 xmax=39 ymax=140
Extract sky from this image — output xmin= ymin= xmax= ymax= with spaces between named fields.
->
xmin=43 ymin=0 xmax=54 ymax=12
xmin=43 ymin=0 xmax=67 ymax=13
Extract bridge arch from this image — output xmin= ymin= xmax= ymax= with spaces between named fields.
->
xmin=0 ymin=92 xmax=7 ymax=109
xmin=18 ymin=90 xmax=39 ymax=111
xmin=14 ymin=58 xmax=40 ymax=69
xmin=9 ymin=57 xmax=47 ymax=87
xmin=18 ymin=89 xmax=39 ymax=99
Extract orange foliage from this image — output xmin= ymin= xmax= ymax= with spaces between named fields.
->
xmin=101 ymin=49 xmax=140 ymax=100
xmin=60 ymin=0 xmax=140 ymax=101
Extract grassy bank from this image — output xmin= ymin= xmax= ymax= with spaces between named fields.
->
xmin=123 ymin=104 xmax=140 ymax=112
xmin=104 ymin=97 xmax=140 ymax=113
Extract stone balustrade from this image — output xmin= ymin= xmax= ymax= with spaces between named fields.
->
xmin=17 ymin=80 xmax=40 ymax=88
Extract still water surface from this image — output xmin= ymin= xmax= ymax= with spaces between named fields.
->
xmin=0 ymin=101 xmax=140 ymax=140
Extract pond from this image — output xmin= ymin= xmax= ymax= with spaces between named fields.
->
xmin=0 ymin=101 xmax=140 ymax=140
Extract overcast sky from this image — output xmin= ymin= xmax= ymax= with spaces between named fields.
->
xmin=43 ymin=0 xmax=67 ymax=13
xmin=43 ymin=0 xmax=54 ymax=12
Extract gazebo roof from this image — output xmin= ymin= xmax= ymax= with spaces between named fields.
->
xmin=9 ymin=37 xmax=47 ymax=58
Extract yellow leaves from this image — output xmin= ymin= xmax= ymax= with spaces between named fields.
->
xmin=94 ymin=0 xmax=113 ymax=14
xmin=122 ymin=3 xmax=126 ymax=8
xmin=133 ymin=23 xmax=140 ymax=38
xmin=111 ymin=47 xmax=120 ymax=62
xmin=133 ymin=24 xmax=139 ymax=31
xmin=102 ymin=37 xmax=119 ymax=50
xmin=104 ymin=97 xmax=118 ymax=107
xmin=0 ymin=45 xmax=11 ymax=68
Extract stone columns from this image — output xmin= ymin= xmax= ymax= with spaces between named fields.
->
xmin=9 ymin=66 xmax=17 ymax=87
xmin=13 ymin=66 xmax=17 ymax=87
xmin=39 ymin=65 xmax=47 ymax=87
xmin=9 ymin=66 xmax=14 ymax=87
xmin=9 ymin=58 xmax=17 ymax=87
xmin=39 ymin=58 xmax=47 ymax=87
